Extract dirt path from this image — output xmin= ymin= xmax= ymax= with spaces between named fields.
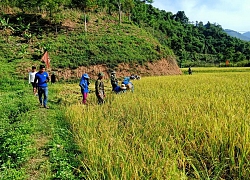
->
xmin=24 ymin=92 xmax=83 ymax=179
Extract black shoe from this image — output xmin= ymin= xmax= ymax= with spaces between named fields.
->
xmin=44 ymin=106 xmax=49 ymax=109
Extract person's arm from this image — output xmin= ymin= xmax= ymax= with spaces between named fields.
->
xmin=79 ymin=83 xmax=83 ymax=89
xmin=80 ymin=81 xmax=86 ymax=90
xmin=95 ymin=80 xmax=101 ymax=95
xmin=46 ymin=73 xmax=50 ymax=83
xmin=28 ymin=73 xmax=31 ymax=84
xmin=98 ymin=81 xmax=101 ymax=95
xmin=34 ymin=74 xmax=38 ymax=85
xmin=79 ymin=77 xmax=84 ymax=89
xmin=102 ymin=81 xmax=105 ymax=97
xmin=83 ymin=81 xmax=88 ymax=89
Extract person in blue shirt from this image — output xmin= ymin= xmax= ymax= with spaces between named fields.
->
xmin=79 ymin=73 xmax=90 ymax=104
xmin=122 ymin=77 xmax=134 ymax=92
xmin=112 ymin=84 xmax=124 ymax=94
xmin=34 ymin=65 xmax=50 ymax=109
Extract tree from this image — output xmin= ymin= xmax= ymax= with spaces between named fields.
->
xmin=110 ymin=0 xmax=136 ymax=24
xmin=173 ymin=11 xmax=189 ymax=24
xmin=39 ymin=0 xmax=71 ymax=18
xmin=116 ymin=0 xmax=124 ymax=24
xmin=123 ymin=0 xmax=135 ymax=22
xmin=72 ymin=0 xmax=98 ymax=32
xmin=0 ymin=17 xmax=14 ymax=42
xmin=224 ymin=47 xmax=235 ymax=63
xmin=2 ymin=0 xmax=41 ymax=11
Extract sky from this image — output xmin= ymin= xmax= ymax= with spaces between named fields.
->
xmin=152 ymin=0 xmax=250 ymax=33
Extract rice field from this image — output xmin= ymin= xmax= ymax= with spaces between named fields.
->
xmin=62 ymin=69 xmax=250 ymax=179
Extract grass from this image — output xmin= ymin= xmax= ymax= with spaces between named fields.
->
xmin=0 ymin=61 xmax=84 ymax=179
xmin=62 ymin=70 xmax=250 ymax=179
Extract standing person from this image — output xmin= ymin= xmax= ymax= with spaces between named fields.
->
xmin=51 ymin=72 xmax=56 ymax=84
xmin=79 ymin=73 xmax=90 ymax=104
xmin=110 ymin=71 xmax=118 ymax=91
xmin=188 ymin=66 xmax=192 ymax=75
xmin=29 ymin=66 xmax=38 ymax=95
xmin=95 ymin=72 xmax=105 ymax=104
xmin=34 ymin=65 xmax=50 ymax=109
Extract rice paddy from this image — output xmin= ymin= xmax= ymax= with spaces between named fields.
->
xmin=61 ymin=68 xmax=250 ymax=179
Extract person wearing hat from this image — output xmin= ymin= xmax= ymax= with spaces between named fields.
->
xmin=110 ymin=71 xmax=118 ymax=91
xmin=95 ymin=72 xmax=105 ymax=104
xmin=79 ymin=73 xmax=90 ymax=104
xmin=122 ymin=77 xmax=134 ymax=92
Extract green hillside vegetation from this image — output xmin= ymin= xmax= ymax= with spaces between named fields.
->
xmin=0 ymin=3 xmax=173 ymax=71
xmin=2 ymin=13 xmax=173 ymax=69
xmin=43 ymin=22 xmax=172 ymax=69
xmin=1 ymin=0 xmax=250 ymax=70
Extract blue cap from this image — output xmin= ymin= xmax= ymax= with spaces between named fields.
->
xmin=83 ymin=73 xmax=89 ymax=79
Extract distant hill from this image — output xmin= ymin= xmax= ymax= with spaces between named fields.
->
xmin=224 ymin=29 xmax=250 ymax=41
xmin=242 ymin=31 xmax=250 ymax=38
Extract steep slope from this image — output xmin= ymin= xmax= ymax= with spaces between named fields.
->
xmin=1 ymin=11 xmax=182 ymax=79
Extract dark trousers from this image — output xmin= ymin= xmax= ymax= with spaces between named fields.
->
xmin=96 ymin=92 xmax=104 ymax=104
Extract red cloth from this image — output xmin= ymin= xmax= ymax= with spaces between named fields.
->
xmin=41 ymin=51 xmax=50 ymax=69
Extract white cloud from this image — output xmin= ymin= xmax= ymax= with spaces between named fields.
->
xmin=152 ymin=0 xmax=250 ymax=32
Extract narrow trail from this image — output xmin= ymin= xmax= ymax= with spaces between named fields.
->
xmin=24 ymin=85 xmax=83 ymax=179
xmin=25 ymin=104 xmax=57 ymax=180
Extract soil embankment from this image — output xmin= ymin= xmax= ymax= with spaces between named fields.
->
xmin=55 ymin=57 xmax=182 ymax=80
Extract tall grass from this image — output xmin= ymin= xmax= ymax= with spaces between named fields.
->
xmin=63 ymin=71 xmax=250 ymax=179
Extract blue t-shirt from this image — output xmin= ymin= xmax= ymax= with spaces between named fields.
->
xmin=35 ymin=72 xmax=49 ymax=87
